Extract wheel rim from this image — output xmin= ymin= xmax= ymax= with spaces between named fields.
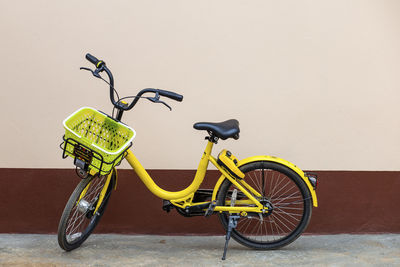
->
xmin=65 ymin=175 xmax=107 ymax=244
xmin=225 ymin=167 xmax=306 ymax=244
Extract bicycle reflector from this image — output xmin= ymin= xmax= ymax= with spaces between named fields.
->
xmin=305 ymin=172 xmax=318 ymax=190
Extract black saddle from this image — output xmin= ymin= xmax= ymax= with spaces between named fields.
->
xmin=193 ymin=119 xmax=240 ymax=140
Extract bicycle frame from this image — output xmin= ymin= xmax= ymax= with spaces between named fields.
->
xmin=111 ymin=140 xmax=318 ymax=214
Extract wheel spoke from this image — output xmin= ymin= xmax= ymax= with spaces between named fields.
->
xmin=271 ymin=214 xmax=286 ymax=236
xmin=274 ymin=206 xmax=304 ymax=210
xmin=270 ymin=212 xmax=293 ymax=232
xmin=247 ymin=171 xmax=262 ymax=193
xmin=270 ymin=173 xmax=286 ymax=199
xmin=237 ymin=217 xmax=252 ymax=232
xmin=261 ymin=168 xmax=265 ymax=197
xmin=268 ymin=170 xmax=275 ymax=199
xmin=270 ymin=179 xmax=292 ymax=200
xmin=273 ymin=191 xmax=302 ymax=206
xmin=273 ymin=210 xmax=299 ymax=228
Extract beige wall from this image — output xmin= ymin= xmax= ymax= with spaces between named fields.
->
xmin=1 ymin=0 xmax=400 ymax=170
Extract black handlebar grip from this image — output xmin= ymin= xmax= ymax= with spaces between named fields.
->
xmin=86 ymin=53 xmax=101 ymax=67
xmin=158 ymin=89 xmax=183 ymax=102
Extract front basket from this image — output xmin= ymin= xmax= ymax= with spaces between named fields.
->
xmin=61 ymin=107 xmax=136 ymax=175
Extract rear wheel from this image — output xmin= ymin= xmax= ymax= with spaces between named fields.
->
xmin=217 ymin=161 xmax=312 ymax=249
xmin=58 ymin=172 xmax=115 ymax=251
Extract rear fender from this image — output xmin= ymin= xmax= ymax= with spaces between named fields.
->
xmin=212 ymin=155 xmax=318 ymax=207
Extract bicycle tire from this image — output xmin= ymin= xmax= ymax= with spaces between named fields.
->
xmin=217 ymin=161 xmax=312 ymax=250
xmin=57 ymin=172 xmax=115 ymax=251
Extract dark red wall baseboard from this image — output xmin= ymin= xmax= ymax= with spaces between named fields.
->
xmin=1 ymin=168 xmax=400 ymax=234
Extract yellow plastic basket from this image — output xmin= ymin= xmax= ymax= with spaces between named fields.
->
xmin=62 ymin=107 xmax=135 ymax=175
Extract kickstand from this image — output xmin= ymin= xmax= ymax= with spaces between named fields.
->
xmin=222 ymin=214 xmax=240 ymax=260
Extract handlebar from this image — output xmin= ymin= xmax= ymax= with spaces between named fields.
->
xmin=84 ymin=53 xmax=183 ymax=112
xmin=86 ymin=53 xmax=105 ymax=68
xmin=125 ymin=88 xmax=183 ymax=110
xmin=158 ymin=89 xmax=183 ymax=102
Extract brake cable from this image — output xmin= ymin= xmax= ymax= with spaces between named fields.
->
xmin=80 ymin=67 xmax=173 ymax=113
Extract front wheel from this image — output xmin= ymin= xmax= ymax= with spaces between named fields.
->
xmin=217 ymin=161 xmax=312 ymax=250
xmin=58 ymin=172 xmax=115 ymax=251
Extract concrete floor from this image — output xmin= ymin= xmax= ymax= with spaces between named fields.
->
xmin=0 ymin=234 xmax=399 ymax=266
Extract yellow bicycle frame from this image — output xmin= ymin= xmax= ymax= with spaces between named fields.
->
xmin=122 ymin=140 xmax=318 ymax=214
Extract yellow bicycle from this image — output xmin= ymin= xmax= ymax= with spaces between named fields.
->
xmin=57 ymin=54 xmax=318 ymax=260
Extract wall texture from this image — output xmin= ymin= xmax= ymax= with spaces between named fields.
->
xmin=1 ymin=0 xmax=400 ymax=170
xmin=1 ymin=1 xmax=400 ymax=234
xmin=2 ymin=169 xmax=400 ymax=234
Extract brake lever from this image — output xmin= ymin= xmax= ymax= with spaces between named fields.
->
xmin=158 ymin=100 xmax=172 ymax=111
xmin=146 ymin=92 xmax=172 ymax=111
xmin=80 ymin=67 xmax=102 ymax=78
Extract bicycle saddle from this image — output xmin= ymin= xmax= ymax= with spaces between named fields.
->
xmin=193 ymin=119 xmax=240 ymax=140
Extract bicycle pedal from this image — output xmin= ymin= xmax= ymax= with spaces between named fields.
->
xmin=204 ymin=200 xmax=217 ymax=217
xmin=162 ymin=200 xmax=174 ymax=213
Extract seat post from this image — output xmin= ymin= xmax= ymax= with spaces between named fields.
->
xmin=205 ymin=132 xmax=219 ymax=144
